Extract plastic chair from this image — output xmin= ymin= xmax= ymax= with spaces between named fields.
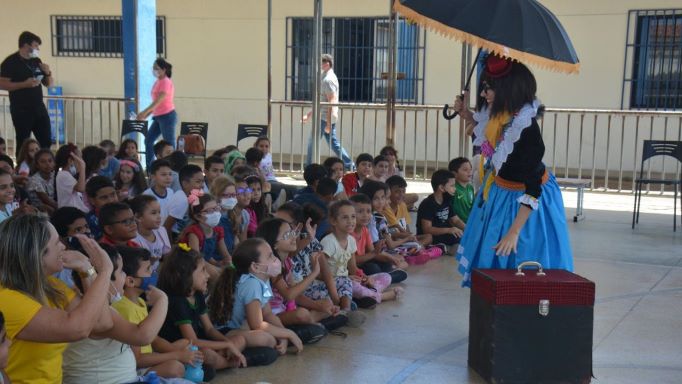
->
xmin=632 ymin=140 xmax=682 ymax=231
xmin=237 ymin=124 xmax=268 ymax=147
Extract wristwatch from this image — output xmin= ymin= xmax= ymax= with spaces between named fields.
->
xmin=79 ymin=266 xmax=96 ymax=278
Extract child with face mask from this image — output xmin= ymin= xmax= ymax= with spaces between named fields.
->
xmin=210 ymin=176 xmax=238 ymax=254
xmin=179 ymin=191 xmax=232 ymax=281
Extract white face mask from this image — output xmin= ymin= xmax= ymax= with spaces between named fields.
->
xmin=109 ymin=286 xmax=123 ymax=304
xmin=29 ymin=48 xmax=39 ymax=58
xmin=220 ymin=197 xmax=238 ymax=210
xmin=69 ymin=165 xmax=77 ymax=176
xmin=153 ymin=69 xmax=160 ymax=78
xmin=205 ymin=211 xmax=221 ymax=227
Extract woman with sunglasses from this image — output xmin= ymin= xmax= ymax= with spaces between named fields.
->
xmin=453 ymin=55 xmax=573 ymax=287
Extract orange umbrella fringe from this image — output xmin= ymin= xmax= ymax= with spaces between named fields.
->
xmin=394 ymin=0 xmax=580 ymax=74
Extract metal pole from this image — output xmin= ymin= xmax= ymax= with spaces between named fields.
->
xmin=386 ymin=0 xmax=397 ymax=145
xmin=311 ymin=0 xmax=322 ymax=163
xmin=267 ymin=0 xmax=272 ymax=131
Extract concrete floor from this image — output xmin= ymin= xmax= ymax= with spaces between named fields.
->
xmin=213 ymin=188 xmax=682 ymax=384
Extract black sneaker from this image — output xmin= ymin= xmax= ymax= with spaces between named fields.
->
xmin=287 ymin=324 xmax=328 ymax=344
xmin=389 ymin=269 xmax=408 ymax=284
xmin=354 ymin=296 xmax=378 ymax=309
xmin=319 ymin=313 xmax=348 ymax=331
xmin=242 ymin=347 xmax=279 ymax=367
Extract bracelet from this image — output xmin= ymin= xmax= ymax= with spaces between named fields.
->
xmin=78 ymin=266 xmax=96 ymax=279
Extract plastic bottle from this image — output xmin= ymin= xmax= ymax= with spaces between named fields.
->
xmin=139 ymin=370 xmax=159 ymax=384
xmin=177 ymin=136 xmax=185 ymax=152
xmin=128 ymin=111 xmax=137 ymax=121
xmin=184 ymin=345 xmax=204 ymax=383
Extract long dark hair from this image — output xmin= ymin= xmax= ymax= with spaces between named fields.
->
xmin=208 ymin=238 xmax=266 ymax=324
xmin=155 ymin=58 xmax=173 ymax=78
xmin=255 ymin=217 xmax=288 ymax=260
xmin=116 ymin=139 xmax=138 ymax=160
xmin=158 ymin=245 xmax=204 ymax=297
xmin=246 ymin=175 xmax=268 ymax=223
xmin=114 ymin=158 xmax=148 ymax=197
xmin=81 ymin=145 xmax=107 ymax=177
xmin=480 ymin=61 xmax=537 ymax=118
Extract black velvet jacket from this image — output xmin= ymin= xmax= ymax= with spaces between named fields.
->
xmin=496 ymin=118 xmax=546 ymax=199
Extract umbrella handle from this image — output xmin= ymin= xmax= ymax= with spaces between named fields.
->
xmin=442 ymin=104 xmax=459 ymax=120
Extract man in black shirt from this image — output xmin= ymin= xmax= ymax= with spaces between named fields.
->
xmin=0 ymin=31 xmax=54 ymax=156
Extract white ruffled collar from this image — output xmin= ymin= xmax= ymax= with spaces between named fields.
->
xmin=472 ymin=100 xmax=540 ymax=172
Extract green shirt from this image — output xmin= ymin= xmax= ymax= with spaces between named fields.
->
xmin=451 ymin=183 xmax=474 ymax=223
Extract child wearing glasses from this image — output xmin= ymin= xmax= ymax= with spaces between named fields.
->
xmin=232 ymin=176 xmax=253 ymax=244
xmin=98 ymin=201 xmax=141 ymax=247
xmin=210 ymin=176 xmax=238 ymax=254
xmin=180 ymin=191 xmax=231 ymax=281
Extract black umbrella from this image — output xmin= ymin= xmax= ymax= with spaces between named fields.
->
xmin=393 ymin=0 xmax=579 ymax=119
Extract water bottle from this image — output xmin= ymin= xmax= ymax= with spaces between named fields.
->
xmin=128 ymin=111 xmax=137 ymax=121
xmin=139 ymin=370 xmax=159 ymax=384
xmin=178 ymin=136 xmax=185 ymax=152
xmin=184 ymin=345 xmax=204 ymax=383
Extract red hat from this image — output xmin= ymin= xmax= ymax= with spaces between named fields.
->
xmin=484 ymin=55 xmax=513 ymax=78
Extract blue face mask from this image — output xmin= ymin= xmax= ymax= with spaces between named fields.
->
xmin=136 ymin=274 xmax=158 ymax=291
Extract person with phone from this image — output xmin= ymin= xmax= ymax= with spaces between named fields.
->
xmin=0 ymin=31 xmax=54 ymax=156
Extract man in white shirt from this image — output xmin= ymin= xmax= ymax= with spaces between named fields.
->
xmin=303 ymin=54 xmax=354 ymax=170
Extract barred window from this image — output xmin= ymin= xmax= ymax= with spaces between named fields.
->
xmin=623 ymin=9 xmax=682 ymax=109
xmin=286 ymin=17 xmax=426 ymax=104
xmin=50 ymin=15 xmax=166 ymax=58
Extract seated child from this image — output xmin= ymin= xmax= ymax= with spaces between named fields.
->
xmin=293 ymin=174 xmax=336 ymax=239
xmin=416 ymin=169 xmax=464 ymax=250
xmin=179 ymin=191 xmax=231 ymax=280
xmin=50 ymin=206 xmax=93 ymax=287
xmin=152 ymin=140 xmax=174 ymax=168
xmin=210 ymin=176 xmax=237 ymax=254
xmin=380 ymin=145 xmax=419 ymax=209
xmin=115 ymin=158 xmax=147 ymax=200
xmin=98 ymin=139 xmax=120 ymax=180
xmin=99 ymin=202 xmax=140 ymax=247
xmin=384 ymin=175 xmax=432 ymax=246
xmin=129 ymin=195 xmax=171 ymax=272
xmin=26 ymin=149 xmax=57 ymax=215
xmin=349 ymin=194 xmax=404 ymax=309
xmin=85 ymin=176 xmax=119 ymax=240
xmin=255 ymin=218 xmax=329 ymax=343
xmin=203 ymin=155 xmax=225 ymax=193
xmin=208 ymin=238 xmax=304 ymax=354
xmin=164 ymin=164 xmax=204 ymax=239
xmin=159 ymin=245 xmax=277 ymax=369
xmin=273 ymin=203 xmax=348 ymax=331
xmin=62 ymin=244 xmax=171 ymax=384
xmin=341 ymin=153 xmax=373 ymax=196
xmin=114 ymin=246 xmax=201 ymax=379
xmin=448 ymin=157 xmax=475 ymax=225
xmin=231 ymin=176 xmax=253 ymax=244
xmin=370 ymin=155 xmax=390 ymax=183
xmin=143 ymin=159 xmax=175 ymax=223
xmin=15 ymin=138 xmax=39 ymax=176
xmin=116 ymin=138 xmax=139 ymax=161
xmin=320 ymin=200 xmax=367 ymax=327
xmin=245 ymin=175 xmax=268 ymax=237
xmin=350 ymin=193 xmax=407 ymax=284
xmin=55 ymin=144 xmax=88 ymax=212
xmin=0 ymin=170 xmax=16 ymax=224
xmin=323 ymin=156 xmax=348 ymax=200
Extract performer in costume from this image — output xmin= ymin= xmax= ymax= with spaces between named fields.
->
xmin=453 ymin=55 xmax=573 ymax=287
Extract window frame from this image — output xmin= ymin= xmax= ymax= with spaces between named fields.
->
xmin=50 ymin=15 xmax=167 ymax=58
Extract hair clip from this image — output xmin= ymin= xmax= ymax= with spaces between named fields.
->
xmin=188 ymin=189 xmax=204 ymax=206
xmin=178 ymin=242 xmax=191 ymax=252
xmin=227 ymin=263 xmax=236 ymax=270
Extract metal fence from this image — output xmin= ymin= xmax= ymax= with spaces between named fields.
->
xmin=1 ymin=95 xmax=130 ymax=155
xmin=271 ymin=100 xmax=682 ymax=194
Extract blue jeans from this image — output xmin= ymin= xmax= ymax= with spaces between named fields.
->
xmin=145 ymin=110 xmax=177 ymax=167
xmin=306 ymin=121 xmax=354 ymax=169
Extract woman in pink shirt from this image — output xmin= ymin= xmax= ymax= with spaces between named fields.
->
xmin=137 ymin=58 xmax=177 ymax=167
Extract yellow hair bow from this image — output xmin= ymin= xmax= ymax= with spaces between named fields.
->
xmin=178 ymin=243 xmax=191 ymax=252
